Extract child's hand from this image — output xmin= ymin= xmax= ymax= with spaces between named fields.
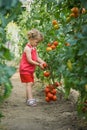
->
xmin=43 ymin=62 xmax=48 ymax=68
xmin=39 ymin=63 xmax=45 ymax=70
xmin=41 ymin=62 xmax=48 ymax=69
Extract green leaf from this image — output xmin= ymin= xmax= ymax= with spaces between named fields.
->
xmin=0 ymin=64 xmax=16 ymax=84
xmin=78 ymin=48 xmax=86 ymax=56
xmin=4 ymin=66 xmax=16 ymax=78
xmin=3 ymin=82 xmax=12 ymax=98
xmin=0 ymin=27 xmax=5 ymax=35
xmin=0 ymin=45 xmax=14 ymax=60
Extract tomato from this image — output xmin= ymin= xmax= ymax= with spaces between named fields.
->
xmin=51 ymin=89 xmax=57 ymax=95
xmin=70 ymin=13 xmax=79 ymax=18
xmin=66 ymin=17 xmax=71 ymax=23
xmin=47 ymin=92 xmax=53 ymax=99
xmin=54 ymin=24 xmax=59 ymax=29
xmin=54 ymin=82 xmax=60 ymax=87
xmin=53 ymin=41 xmax=58 ymax=46
xmin=71 ymin=7 xmax=79 ymax=14
xmin=52 ymin=95 xmax=57 ymax=101
xmin=47 ymin=43 xmax=51 ymax=47
xmin=46 ymin=47 xmax=52 ymax=51
xmin=51 ymin=44 xmax=56 ymax=50
xmin=52 ymin=20 xmax=58 ymax=25
xmin=43 ymin=71 xmax=50 ymax=77
xmin=44 ymin=87 xmax=50 ymax=94
xmin=49 ymin=84 xmax=54 ymax=90
xmin=45 ymin=96 xmax=50 ymax=102
xmin=70 ymin=13 xmax=76 ymax=18
xmin=43 ymin=63 xmax=48 ymax=68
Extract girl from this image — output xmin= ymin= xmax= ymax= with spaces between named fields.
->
xmin=19 ymin=29 xmax=46 ymax=106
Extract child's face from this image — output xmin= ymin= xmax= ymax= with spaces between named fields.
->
xmin=30 ymin=39 xmax=39 ymax=47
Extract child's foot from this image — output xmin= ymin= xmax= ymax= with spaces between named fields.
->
xmin=27 ymin=99 xmax=37 ymax=106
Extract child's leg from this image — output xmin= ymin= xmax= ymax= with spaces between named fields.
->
xmin=26 ymin=82 xmax=37 ymax=106
xmin=26 ymin=82 xmax=34 ymax=100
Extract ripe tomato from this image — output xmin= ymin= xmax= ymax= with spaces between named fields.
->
xmin=44 ymin=87 xmax=50 ymax=94
xmin=45 ymin=96 xmax=50 ymax=102
xmin=47 ymin=43 xmax=51 ymax=47
xmin=52 ymin=95 xmax=57 ymax=101
xmin=71 ymin=7 xmax=79 ymax=14
xmin=53 ymin=41 xmax=58 ymax=46
xmin=51 ymin=89 xmax=57 ymax=95
xmin=43 ymin=71 xmax=50 ymax=77
xmin=49 ymin=84 xmax=54 ymax=90
xmin=55 ymin=82 xmax=60 ymax=87
xmin=52 ymin=20 xmax=58 ymax=25
xmin=47 ymin=92 xmax=53 ymax=99
xmin=51 ymin=44 xmax=56 ymax=50
xmin=70 ymin=13 xmax=76 ymax=18
xmin=43 ymin=63 xmax=48 ymax=68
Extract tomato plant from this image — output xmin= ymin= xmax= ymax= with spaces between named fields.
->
xmin=3 ymin=0 xmax=86 ymax=120
xmin=28 ymin=0 xmax=87 ymax=119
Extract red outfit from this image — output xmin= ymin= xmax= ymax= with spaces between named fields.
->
xmin=19 ymin=43 xmax=38 ymax=83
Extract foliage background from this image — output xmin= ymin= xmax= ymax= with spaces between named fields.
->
xmin=0 ymin=0 xmax=87 ymax=120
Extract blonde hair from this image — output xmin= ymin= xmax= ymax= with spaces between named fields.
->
xmin=27 ymin=29 xmax=44 ymax=42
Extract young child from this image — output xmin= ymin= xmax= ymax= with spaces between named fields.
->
xmin=19 ymin=29 xmax=46 ymax=106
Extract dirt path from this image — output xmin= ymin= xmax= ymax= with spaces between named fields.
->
xmin=0 ymin=71 xmax=87 ymax=130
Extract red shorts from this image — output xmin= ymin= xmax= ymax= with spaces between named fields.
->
xmin=20 ymin=73 xmax=34 ymax=83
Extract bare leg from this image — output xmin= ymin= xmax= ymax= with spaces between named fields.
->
xmin=25 ymin=82 xmax=37 ymax=106
xmin=26 ymin=82 xmax=34 ymax=100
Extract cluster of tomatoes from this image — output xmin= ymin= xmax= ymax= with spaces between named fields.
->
xmin=52 ymin=19 xmax=59 ymax=29
xmin=70 ymin=7 xmax=79 ymax=18
xmin=44 ymin=82 xmax=61 ymax=102
xmin=42 ymin=63 xmax=62 ymax=102
xmin=46 ymin=41 xmax=58 ymax=52
xmin=82 ymin=100 xmax=87 ymax=113
xmin=43 ymin=63 xmax=50 ymax=78
xmin=67 ymin=7 xmax=86 ymax=21
xmin=67 ymin=7 xmax=86 ymax=23
xmin=43 ymin=41 xmax=58 ymax=78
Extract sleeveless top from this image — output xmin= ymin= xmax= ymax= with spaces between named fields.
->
xmin=19 ymin=43 xmax=38 ymax=74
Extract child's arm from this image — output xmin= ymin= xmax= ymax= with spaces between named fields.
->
xmin=36 ymin=51 xmax=45 ymax=64
xmin=37 ymin=57 xmax=45 ymax=64
xmin=37 ymin=53 xmax=47 ymax=69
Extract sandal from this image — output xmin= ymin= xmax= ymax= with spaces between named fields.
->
xmin=27 ymin=99 xmax=37 ymax=106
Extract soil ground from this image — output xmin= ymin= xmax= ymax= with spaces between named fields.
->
xmin=0 ymin=71 xmax=87 ymax=130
